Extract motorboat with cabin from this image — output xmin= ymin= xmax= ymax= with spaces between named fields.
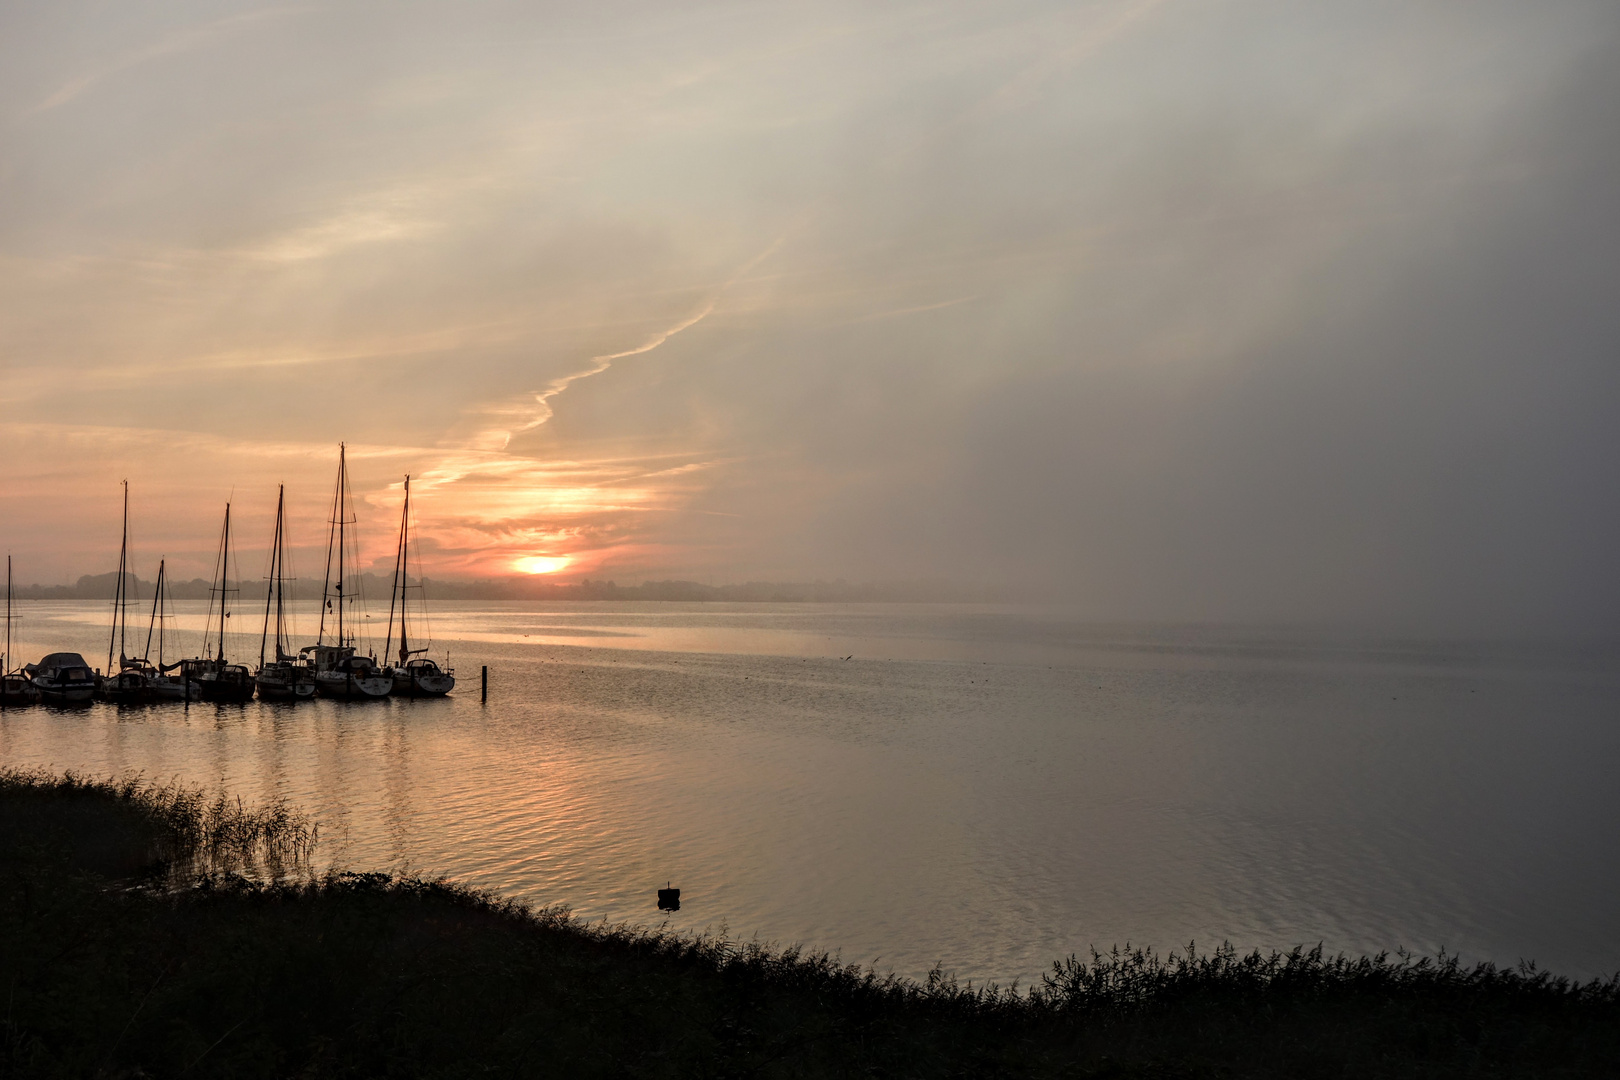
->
xmin=382 ymin=475 xmax=455 ymax=697
xmin=26 ymin=653 xmax=96 ymax=705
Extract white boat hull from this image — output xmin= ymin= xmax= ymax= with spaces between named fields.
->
xmin=256 ymin=665 xmax=317 ymax=701
xmin=389 ymin=668 xmax=455 ymax=696
xmin=146 ymin=676 xmax=194 ymax=702
xmin=316 ymin=670 xmax=392 ymax=699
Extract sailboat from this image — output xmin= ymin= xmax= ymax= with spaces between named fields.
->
xmin=383 ymin=475 xmax=455 ymax=697
xmin=185 ymin=502 xmax=256 ymax=703
xmin=305 ymin=444 xmax=391 ymax=700
xmin=255 ymin=485 xmax=317 ymax=701
xmin=96 ymin=481 xmax=150 ymax=704
xmin=1 ymin=556 xmax=41 ymax=707
xmin=139 ymin=560 xmax=191 ymax=702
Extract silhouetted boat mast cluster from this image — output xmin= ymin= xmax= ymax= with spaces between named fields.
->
xmin=0 ymin=445 xmax=454 ymax=707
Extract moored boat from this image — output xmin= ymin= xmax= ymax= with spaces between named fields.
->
xmin=390 ymin=657 xmax=455 ymax=696
xmin=256 ymin=659 xmax=316 ymax=701
xmin=146 ymin=668 xmax=192 ymax=702
xmin=306 ymin=444 xmax=390 ymax=701
xmin=197 ymin=662 xmax=256 ymax=703
xmin=135 ymin=560 xmax=192 ymax=702
xmin=185 ymin=502 xmax=255 ymax=704
xmin=255 ymin=485 xmax=316 ymax=702
xmin=306 ymin=644 xmax=392 ymax=699
xmin=27 ymin=653 xmax=96 ymax=705
xmin=98 ymin=667 xmax=151 ymax=705
xmin=0 ymin=671 xmax=39 ymax=707
xmin=95 ymin=481 xmax=151 ymax=704
xmin=2 ymin=556 xmax=41 ymax=707
xmin=382 ymin=475 xmax=455 ymax=697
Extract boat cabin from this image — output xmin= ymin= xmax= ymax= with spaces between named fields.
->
xmin=30 ymin=653 xmax=93 ymax=680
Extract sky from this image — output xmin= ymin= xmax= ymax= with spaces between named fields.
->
xmin=2 ymin=0 xmax=1618 ymax=630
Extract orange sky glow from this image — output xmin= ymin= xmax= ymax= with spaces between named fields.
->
xmin=3 ymin=2 xmax=1616 ymax=626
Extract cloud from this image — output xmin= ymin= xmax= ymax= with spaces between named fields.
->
xmin=3 ymin=0 xmax=1616 ymax=627
xmin=28 ymin=6 xmax=309 ymax=115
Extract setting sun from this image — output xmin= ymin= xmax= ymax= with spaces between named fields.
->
xmin=514 ymin=555 xmax=571 ymax=575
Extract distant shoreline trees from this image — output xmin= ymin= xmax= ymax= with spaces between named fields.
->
xmin=10 ymin=571 xmax=1012 ymax=604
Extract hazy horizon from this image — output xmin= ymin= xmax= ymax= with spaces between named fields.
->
xmin=4 ymin=1 xmax=1618 ymax=633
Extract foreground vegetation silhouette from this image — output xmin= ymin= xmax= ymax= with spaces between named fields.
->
xmin=2 ymin=769 xmax=1616 ymax=1078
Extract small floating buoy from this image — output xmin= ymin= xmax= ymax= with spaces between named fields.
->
xmin=657 ymin=882 xmax=680 ymax=911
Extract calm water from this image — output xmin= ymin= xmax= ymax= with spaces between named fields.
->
xmin=3 ymin=601 xmax=1618 ymax=984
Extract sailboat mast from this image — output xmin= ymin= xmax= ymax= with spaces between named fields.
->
xmin=319 ymin=450 xmax=338 ymax=644
xmin=204 ymin=507 xmax=223 ymax=659
xmin=221 ymin=503 xmax=232 ymax=663
xmin=337 ymin=446 xmax=346 ymax=647
xmin=400 ymin=476 xmax=410 ymax=665
xmin=5 ymin=555 xmax=11 ymax=675
xmin=385 ymin=476 xmax=408 ymax=666
xmin=157 ymin=562 xmax=168 ymax=668
xmin=260 ymin=486 xmax=283 ymax=669
xmin=108 ymin=480 xmax=128 ymax=674
xmin=143 ymin=559 xmax=162 ymax=663
xmin=275 ymin=488 xmax=288 ymax=660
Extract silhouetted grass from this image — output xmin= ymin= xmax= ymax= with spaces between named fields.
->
xmin=0 ymin=770 xmax=1615 ymax=1077
xmin=0 ymin=767 xmax=317 ymax=882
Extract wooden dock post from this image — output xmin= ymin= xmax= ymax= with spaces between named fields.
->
xmin=481 ymin=665 xmax=488 ymax=702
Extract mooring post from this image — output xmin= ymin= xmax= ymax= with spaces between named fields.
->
xmin=481 ymin=665 xmax=488 ymax=702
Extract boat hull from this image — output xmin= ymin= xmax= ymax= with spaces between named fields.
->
xmin=96 ymin=672 xmax=152 ymax=705
xmin=197 ymin=665 xmax=256 ymax=703
xmin=34 ymin=681 xmax=95 ymax=705
xmin=389 ymin=669 xmax=455 ymax=697
xmin=0 ymin=675 xmax=40 ymax=707
xmin=316 ymin=671 xmax=392 ymax=699
xmin=146 ymin=676 xmax=194 ymax=702
xmin=198 ymin=683 xmax=255 ymax=703
xmin=256 ymin=666 xmax=317 ymax=701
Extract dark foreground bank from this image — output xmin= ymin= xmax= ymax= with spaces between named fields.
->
xmin=2 ymin=771 xmax=1615 ymax=1078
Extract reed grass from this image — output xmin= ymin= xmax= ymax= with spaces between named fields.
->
xmin=0 ymin=767 xmax=317 ymax=882
xmin=0 ymin=769 xmax=1614 ymax=1078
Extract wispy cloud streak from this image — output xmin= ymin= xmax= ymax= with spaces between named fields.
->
xmin=28 ymin=6 xmax=309 ymax=115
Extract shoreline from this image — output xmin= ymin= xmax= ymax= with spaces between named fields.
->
xmin=3 ymin=769 xmax=1616 ymax=1077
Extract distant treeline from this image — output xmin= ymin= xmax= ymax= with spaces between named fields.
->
xmin=13 ymin=571 xmax=1009 ymax=604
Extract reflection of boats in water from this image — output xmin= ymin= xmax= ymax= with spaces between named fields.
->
xmin=27 ymin=653 xmax=96 ymax=705
xmin=190 ymin=501 xmax=255 ymax=704
xmin=310 ymin=444 xmax=390 ymax=700
xmin=2 ymin=557 xmax=40 ymax=707
xmin=382 ymin=475 xmax=454 ymax=697
xmin=255 ymin=485 xmax=316 ymax=702
xmin=95 ymin=482 xmax=151 ymax=705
